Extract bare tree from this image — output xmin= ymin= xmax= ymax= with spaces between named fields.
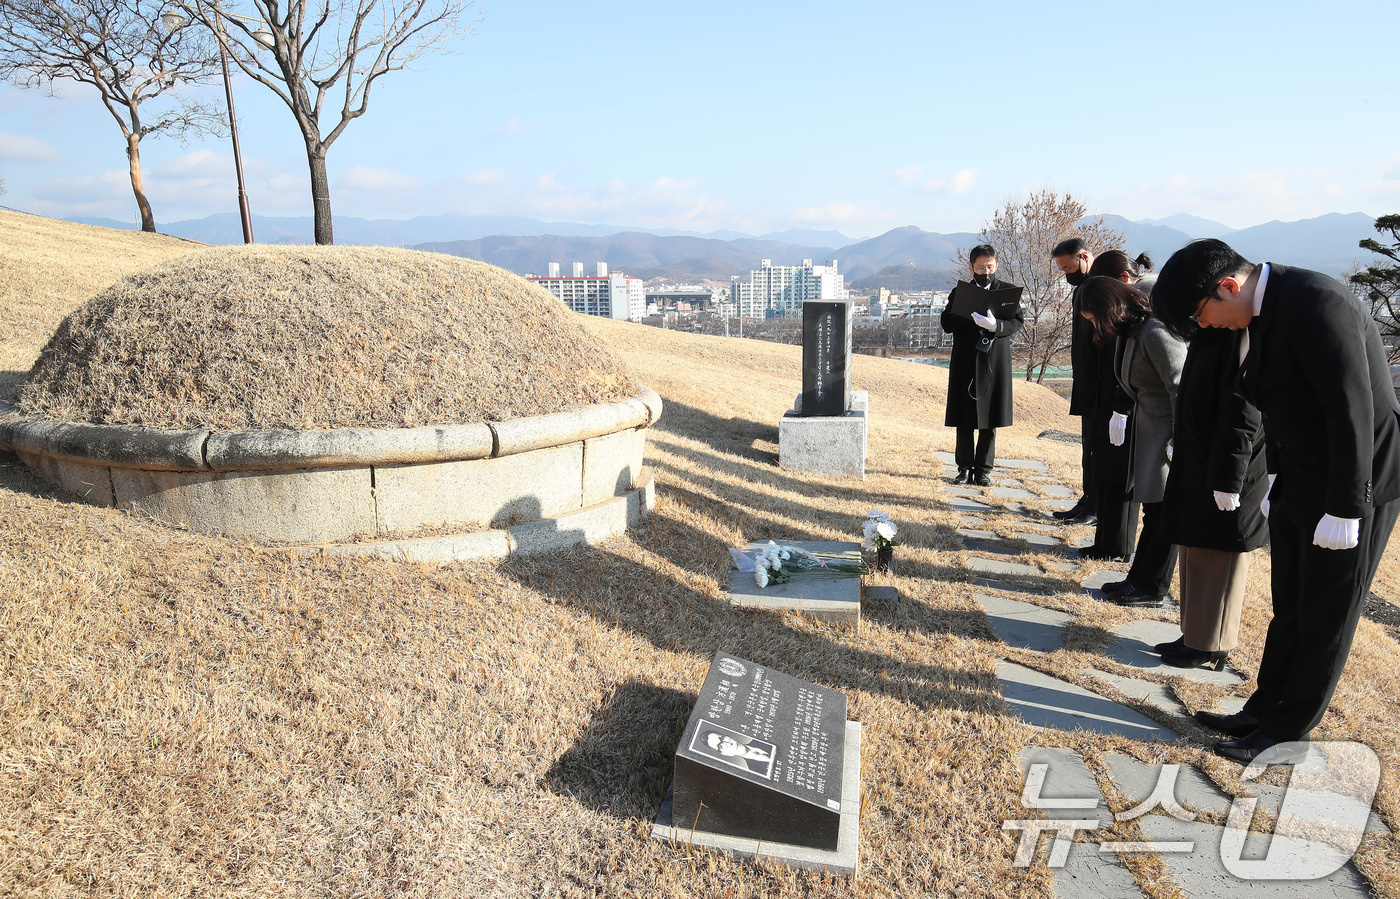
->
xmin=198 ymin=0 xmax=479 ymax=245
xmin=0 ymin=0 xmax=225 ymax=231
xmin=958 ymin=188 xmax=1124 ymax=382
xmin=1348 ymin=215 xmax=1400 ymax=366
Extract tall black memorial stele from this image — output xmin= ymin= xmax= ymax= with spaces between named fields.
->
xmin=671 ymin=650 xmax=848 ymax=850
xmin=801 ymin=300 xmax=853 ymax=417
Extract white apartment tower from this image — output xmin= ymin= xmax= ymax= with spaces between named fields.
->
xmin=729 ymin=258 xmax=846 ymax=318
xmin=528 ymin=261 xmax=644 ymax=323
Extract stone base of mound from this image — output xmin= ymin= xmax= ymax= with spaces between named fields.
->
xmin=299 ymin=467 xmax=656 ymax=561
xmin=1 ymin=390 xmax=662 ymax=552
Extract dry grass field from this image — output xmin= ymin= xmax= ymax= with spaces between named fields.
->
xmin=2 ymin=208 xmax=1399 ymax=897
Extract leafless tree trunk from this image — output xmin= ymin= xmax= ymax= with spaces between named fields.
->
xmin=957 ymin=188 xmax=1125 ymax=382
xmin=0 ymin=0 xmax=225 ymax=231
xmin=203 ymin=0 xmax=480 ymax=245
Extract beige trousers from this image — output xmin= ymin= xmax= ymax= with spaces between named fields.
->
xmin=1177 ymin=545 xmax=1252 ymax=652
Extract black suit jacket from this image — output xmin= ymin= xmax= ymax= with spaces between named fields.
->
xmin=1238 ymin=264 xmax=1400 ymax=525
xmin=940 ymin=277 xmax=1024 ymax=429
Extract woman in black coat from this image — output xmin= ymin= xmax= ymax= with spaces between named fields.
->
xmin=941 ymin=243 xmax=1024 ymax=486
xmin=1155 ymin=327 xmax=1269 ymax=668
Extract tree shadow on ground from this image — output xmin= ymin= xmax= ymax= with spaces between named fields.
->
xmin=652 ymin=399 xmax=778 ymax=465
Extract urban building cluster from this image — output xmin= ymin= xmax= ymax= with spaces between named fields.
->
xmin=526 ymin=262 xmax=645 ymax=323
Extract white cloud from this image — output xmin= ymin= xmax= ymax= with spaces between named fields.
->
xmin=893 ymin=165 xmax=923 ymax=184
xmin=465 ymin=169 xmax=507 ymax=185
xmin=339 ymin=166 xmax=422 ymax=191
xmin=485 ymin=118 xmax=526 ymax=141
xmin=915 ymin=168 xmax=979 ymax=196
xmin=792 ymin=201 xmax=892 ymax=227
xmin=0 ymin=131 xmax=65 ymax=163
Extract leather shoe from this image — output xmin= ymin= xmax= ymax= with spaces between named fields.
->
xmin=1059 ymin=511 xmax=1098 ymax=525
xmin=1101 ymin=579 xmax=1129 ymax=594
xmin=1051 ymin=498 xmax=1090 ymax=520
xmin=1214 ymin=731 xmax=1312 ymax=766
xmin=1106 ymin=584 xmax=1167 ymax=607
xmin=973 ymin=472 xmax=992 ymax=487
xmin=1153 ymin=635 xmax=1185 ymax=654
xmin=1076 ymin=546 xmax=1130 ymax=562
xmin=1194 ymin=709 xmax=1260 ymax=739
xmin=1162 ymin=647 xmax=1229 ymax=671
xmin=951 ymin=469 xmax=971 ymax=485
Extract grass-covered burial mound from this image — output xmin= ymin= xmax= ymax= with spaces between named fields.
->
xmin=15 ymin=246 xmax=640 ymax=430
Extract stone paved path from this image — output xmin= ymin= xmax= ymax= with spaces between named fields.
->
xmin=931 ymin=453 xmax=1388 ymax=898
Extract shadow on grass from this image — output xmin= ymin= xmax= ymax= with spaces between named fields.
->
xmin=0 ymin=369 xmax=26 ymax=402
xmin=544 ymin=679 xmax=695 ymax=820
xmin=652 ymin=399 xmax=778 ymax=465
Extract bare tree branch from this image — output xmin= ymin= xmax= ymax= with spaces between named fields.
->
xmin=0 ymin=0 xmax=226 ymax=230
xmin=191 ymin=0 xmax=480 ymax=244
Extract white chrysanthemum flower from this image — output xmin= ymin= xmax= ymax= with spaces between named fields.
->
xmin=867 ymin=510 xmax=890 ymax=521
xmin=876 ymin=521 xmax=898 ymax=540
xmin=862 ymin=519 xmax=878 ymax=539
xmin=755 ymin=567 xmax=769 ymax=587
xmin=862 ymin=538 xmax=876 ymax=552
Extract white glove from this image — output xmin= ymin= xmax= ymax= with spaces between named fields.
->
xmin=1108 ymin=412 xmax=1128 ymax=447
xmin=1260 ymin=473 xmax=1277 ymax=518
xmin=1313 ymin=513 xmax=1361 ymax=550
xmin=1213 ymin=491 xmax=1241 ymax=511
xmin=1166 ymin=441 xmax=1173 ymax=462
xmin=971 ymin=310 xmax=996 ymax=331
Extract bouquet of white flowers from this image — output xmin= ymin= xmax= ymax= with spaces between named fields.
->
xmin=862 ymin=510 xmax=900 ymax=552
xmin=750 ymin=541 xmax=868 ymax=588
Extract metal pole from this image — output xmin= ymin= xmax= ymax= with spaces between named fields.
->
xmin=216 ymin=12 xmax=254 ymax=244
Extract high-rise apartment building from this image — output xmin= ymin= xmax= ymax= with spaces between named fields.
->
xmin=729 ymin=259 xmax=846 ymax=318
xmin=528 ymin=262 xmax=643 ymax=323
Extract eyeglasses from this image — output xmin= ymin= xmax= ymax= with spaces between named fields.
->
xmin=1188 ymin=297 xmax=1210 ymax=324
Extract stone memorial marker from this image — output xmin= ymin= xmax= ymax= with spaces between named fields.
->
xmin=671 ymin=650 xmax=847 ymax=850
xmin=800 ymin=300 xmax=852 ymax=417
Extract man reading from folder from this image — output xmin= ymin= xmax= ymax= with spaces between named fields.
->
xmin=940 ymin=244 xmax=1024 ymax=486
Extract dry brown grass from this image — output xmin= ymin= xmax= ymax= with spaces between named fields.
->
xmin=15 ymin=244 xmax=638 ymax=429
xmin=2 ymin=214 xmax=1399 ymax=898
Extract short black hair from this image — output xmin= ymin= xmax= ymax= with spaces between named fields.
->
xmin=969 ymin=244 xmax=996 ymax=264
xmin=1153 ymin=239 xmax=1253 ymax=340
xmin=1088 ymin=250 xmax=1153 ymax=281
xmin=1051 ymin=237 xmax=1087 ymax=259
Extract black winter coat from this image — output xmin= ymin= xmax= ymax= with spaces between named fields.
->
xmin=941 ymin=278 xmax=1024 ymax=429
xmin=1161 ymin=328 xmax=1269 ymax=551
xmin=1090 ymin=332 xmax=1132 ymax=490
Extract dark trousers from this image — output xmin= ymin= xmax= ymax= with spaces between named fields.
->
xmin=955 ymin=427 xmax=996 ymax=473
xmin=1094 ymin=486 xmax=1139 ymax=556
xmin=1125 ymin=501 xmax=1178 ymax=594
xmin=1078 ymin=414 xmax=1097 ymax=513
xmin=1243 ymin=498 xmax=1400 ymax=741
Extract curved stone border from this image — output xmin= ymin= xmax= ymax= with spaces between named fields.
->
xmin=0 ymin=389 xmax=662 ymax=472
xmin=0 ymin=390 xmax=663 ymax=549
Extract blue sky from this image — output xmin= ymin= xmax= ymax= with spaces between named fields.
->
xmin=2 ymin=0 xmax=1398 ymax=237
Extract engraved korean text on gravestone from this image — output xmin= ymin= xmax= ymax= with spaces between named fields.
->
xmin=801 ymin=301 xmax=852 ymax=417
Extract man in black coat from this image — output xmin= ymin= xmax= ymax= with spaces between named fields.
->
xmin=1155 ymin=238 xmax=1400 ymax=764
xmin=940 ymin=244 xmax=1024 ymax=486
xmin=1052 ymin=238 xmax=1098 ymax=523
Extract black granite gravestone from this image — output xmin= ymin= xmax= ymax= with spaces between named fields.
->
xmin=671 ymin=650 xmax=847 ymax=851
xmin=801 ymin=300 xmax=852 ymax=417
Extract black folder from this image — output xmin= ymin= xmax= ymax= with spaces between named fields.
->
xmin=947 ymin=281 xmax=1024 ymax=321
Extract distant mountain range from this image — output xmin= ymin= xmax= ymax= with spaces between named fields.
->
xmin=68 ymin=210 xmax=1380 ymax=286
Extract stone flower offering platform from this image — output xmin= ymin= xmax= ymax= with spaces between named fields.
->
xmin=725 ymin=540 xmax=869 ymax=625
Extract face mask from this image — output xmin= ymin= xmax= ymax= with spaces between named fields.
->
xmin=1066 ymin=270 xmax=1087 ymax=286
xmin=973 ymin=272 xmax=991 ymax=287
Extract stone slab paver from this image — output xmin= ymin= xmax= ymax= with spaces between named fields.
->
xmin=1043 ymin=560 xmax=1079 ymax=572
xmin=998 ymin=661 xmax=1178 ymax=740
xmin=977 ymin=594 xmax=1073 ymax=653
xmin=999 ymin=458 xmax=1050 ymax=473
xmin=1087 ymin=669 xmax=1188 ymax=723
xmin=974 ymin=577 xmax=1047 ymax=596
xmin=991 ymin=486 xmax=1039 ymax=499
xmin=1013 ymin=532 xmax=1063 ymax=549
xmin=1134 ymin=817 xmax=1372 ymax=897
xmin=951 ymin=498 xmax=993 ymax=513
xmin=964 ymin=539 xmax=1021 ymax=557
xmin=864 ymin=585 xmax=900 ymax=606
xmin=1016 ymin=747 xmax=1111 ymax=824
xmin=967 ymin=555 xmax=1044 ymax=578
xmin=946 ymin=486 xmax=982 ymax=497
xmin=956 ymin=527 xmax=997 ymax=540
xmin=959 ymin=515 xmax=986 ymax=526
xmin=1106 ymin=620 xmax=1244 ymax=687
xmin=1080 ymin=569 xmax=1125 ymax=592
xmin=1102 ymin=751 xmax=1233 ymax=817
xmin=1042 ymin=484 xmax=1077 ymax=498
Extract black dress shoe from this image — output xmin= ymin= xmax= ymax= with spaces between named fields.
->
xmin=1215 ymin=731 xmax=1312 ymax=765
xmin=1107 ymin=584 xmax=1167 ymax=607
xmin=1194 ymin=709 xmax=1261 ymax=739
xmin=951 ymin=469 xmax=971 ymax=485
xmin=972 ymin=472 xmax=992 ymax=486
xmin=1153 ymin=635 xmax=1185 ymax=654
xmin=1101 ymin=579 xmax=1129 ymax=594
xmin=1076 ymin=546 xmax=1130 ymax=562
xmin=1062 ymin=511 xmax=1098 ymax=525
xmin=1162 ymin=647 xmax=1229 ymax=671
xmin=1052 ymin=497 xmax=1092 ymax=520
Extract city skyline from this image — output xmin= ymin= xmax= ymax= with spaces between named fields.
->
xmin=2 ymin=0 xmax=1397 ymax=237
